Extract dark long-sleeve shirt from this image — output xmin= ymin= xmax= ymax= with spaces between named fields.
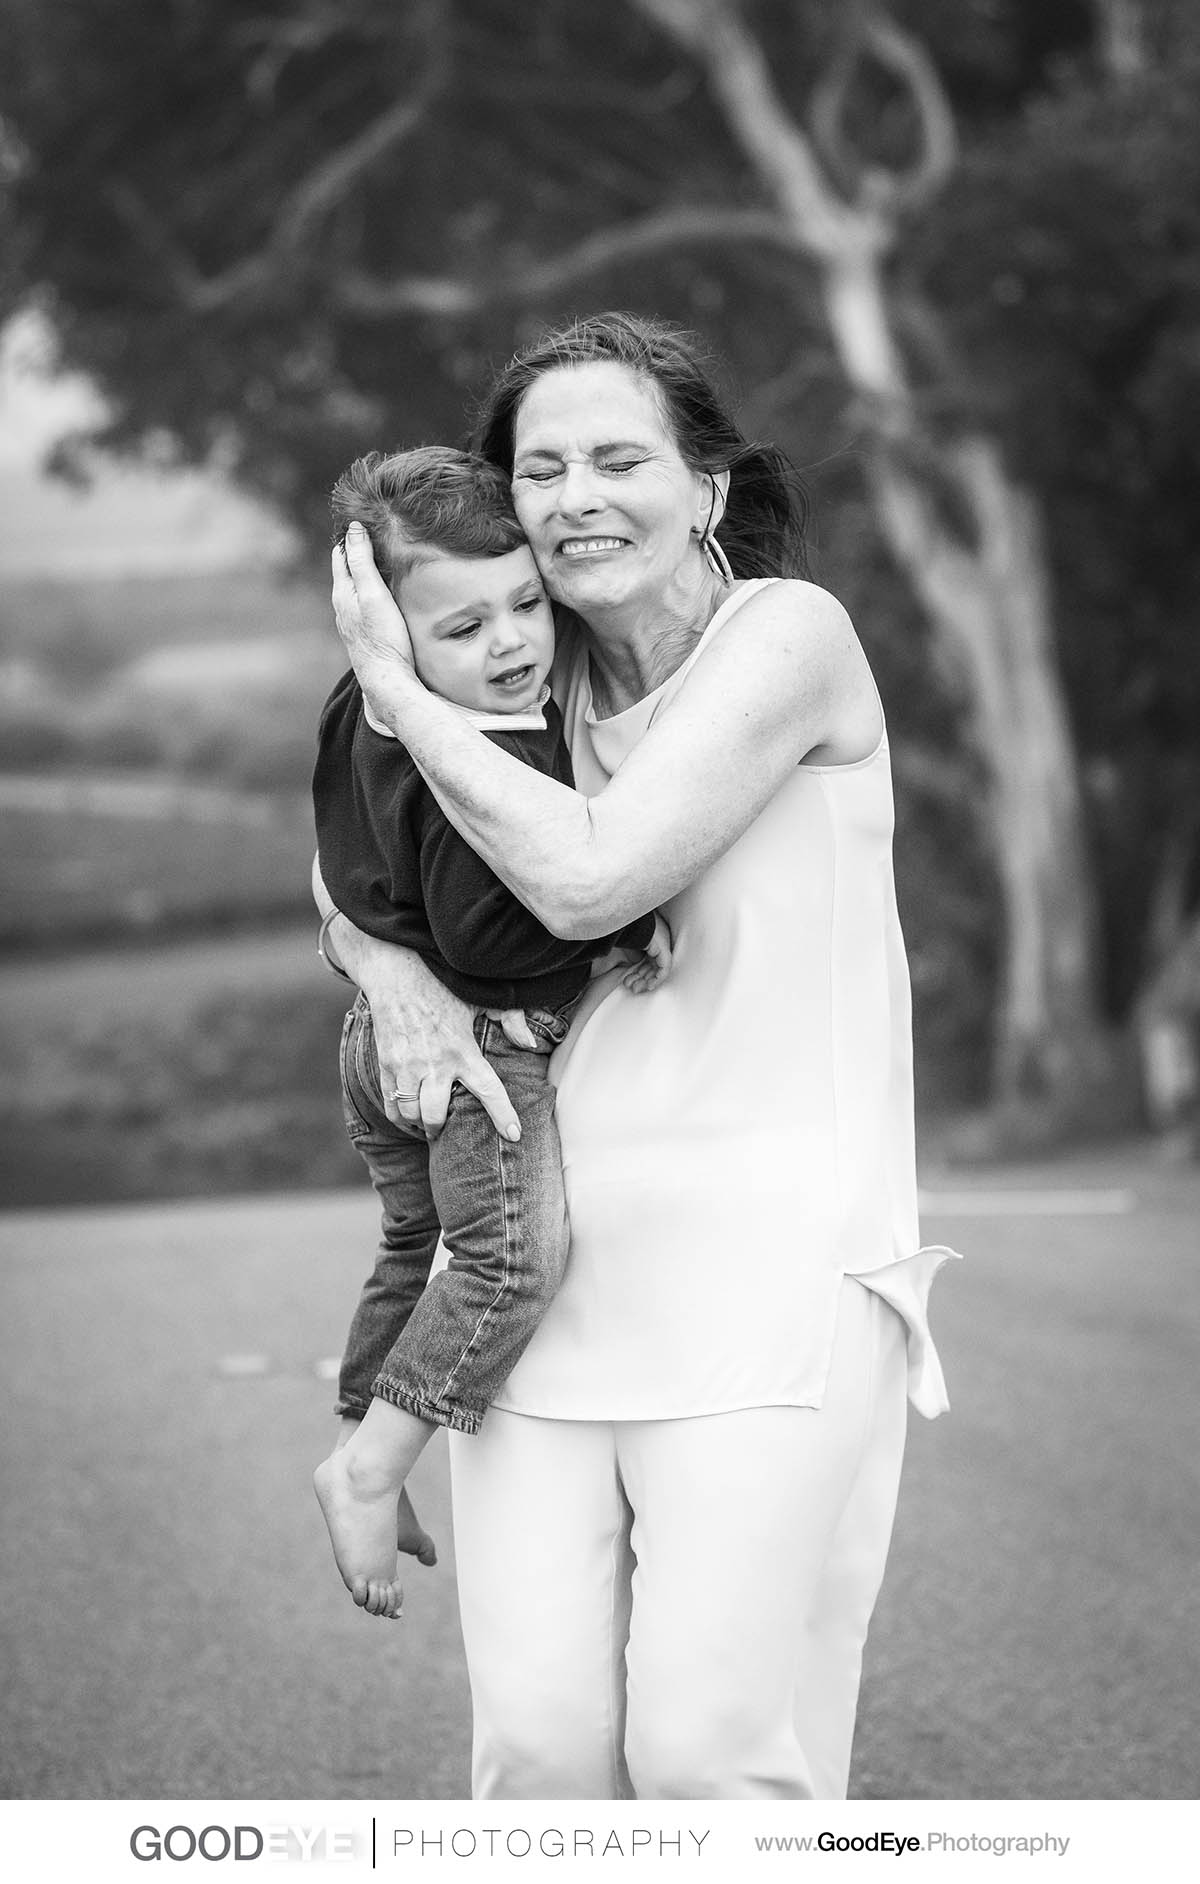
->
xmin=313 ymin=669 xmax=655 ymax=1011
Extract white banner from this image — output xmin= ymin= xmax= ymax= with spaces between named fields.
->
xmin=1 ymin=1798 xmax=1196 ymax=1883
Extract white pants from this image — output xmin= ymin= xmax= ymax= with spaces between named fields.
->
xmin=447 ymin=1278 xmax=908 ymax=1800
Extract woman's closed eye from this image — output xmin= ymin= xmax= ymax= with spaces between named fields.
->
xmin=517 ymin=459 xmax=643 ymax=482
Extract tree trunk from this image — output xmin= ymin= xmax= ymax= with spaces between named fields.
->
xmin=871 ymin=439 xmax=1108 ymax=1109
xmin=634 ymin=0 xmax=1117 ymax=1129
xmin=817 ymin=253 xmax=1112 ymax=1118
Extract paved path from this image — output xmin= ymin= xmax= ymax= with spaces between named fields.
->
xmin=1 ymin=1148 xmax=1196 ymax=1800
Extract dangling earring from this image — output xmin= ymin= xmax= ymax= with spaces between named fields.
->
xmin=699 ymin=474 xmax=733 ymax=586
xmin=701 ymin=530 xmax=734 ymax=586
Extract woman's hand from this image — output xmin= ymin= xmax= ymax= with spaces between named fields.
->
xmin=331 ymin=524 xmax=419 ymax=726
xmin=360 ymin=944 xmax=522 ymax=1142
xmin=314 ymin=858 xmax=522 ymax=1140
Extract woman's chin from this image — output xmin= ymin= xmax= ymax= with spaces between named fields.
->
xmin=553 ymin=562 xmax=636 ymax=611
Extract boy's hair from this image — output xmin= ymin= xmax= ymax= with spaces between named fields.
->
xmin=331 ymin=446 xmax=526 ymax=592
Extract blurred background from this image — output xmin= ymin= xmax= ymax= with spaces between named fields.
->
xmin=2 ymin=0 xmax=1200 ymax=1810
xmin=2 ymin=0 xmax=1199 ymax=1211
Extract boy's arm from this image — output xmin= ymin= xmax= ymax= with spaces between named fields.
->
xmin=621 ymin=911 xmax=673 ymax=996
xmin=416 ymin=796 xmax=653 ymax=983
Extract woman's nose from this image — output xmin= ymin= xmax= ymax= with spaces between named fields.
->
xmin=556 ymin=459 xmax=604 ymax=517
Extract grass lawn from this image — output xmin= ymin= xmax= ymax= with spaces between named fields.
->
xmin=0 ymin=924 xmax=360 ymax=1208
xmin=0 ymin=781 xmax=316 ymax=948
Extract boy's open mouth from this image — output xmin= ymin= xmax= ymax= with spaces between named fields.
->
xmin=490 ymin=664 xmax=535 ymax=689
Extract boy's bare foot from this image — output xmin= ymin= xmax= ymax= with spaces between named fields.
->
xmin=331 ymin=1427 xmax=436 ymax=1561
xmin=359 ymin=1575 xmax=404 ymax=1620
xmin=317 ymin=1400 xmax=437 ymax=1614
xmin=397 ymin=1486 xmax=437 ymax=1566
xmin=314 ymin=1450 xmax=405 ymax=1616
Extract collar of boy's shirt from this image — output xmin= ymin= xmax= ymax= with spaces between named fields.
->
xmin=363 ymin=683 xmax=551 ymax=739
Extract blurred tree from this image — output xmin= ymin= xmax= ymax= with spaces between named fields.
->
xmin=626 ymin=0 xmax=1112 ymax=1130
xmin=2 ymin=0 xmax=1197 ymax=1128
xmin=908 ymin=0 xmax=1200 ymax=1086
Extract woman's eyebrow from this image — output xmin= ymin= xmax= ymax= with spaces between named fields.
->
xmin=515 ymin=438 xmax=652 ymax=462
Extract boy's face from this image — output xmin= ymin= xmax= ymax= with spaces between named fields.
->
xmin=395 ymin=545 xmax=555 ymax=715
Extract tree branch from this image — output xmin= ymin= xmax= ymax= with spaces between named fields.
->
xmin=811 ymin=6 xmax=958 ymax=216
xmin=104 ymin=180 xmax=271 ymax=312
xmin=272 ymin=81 xmax=440 ymax=255
xmin=336 ymin=203 xmax=793 ymax=317
xmin=853 ymin=13 xmax=958 ymax=217
xmin=809 ymin=2 xmax=870 ymax=200
xmin=235 ymin=5 xmax=350 ymax=107
xmin=632 ymin=0 xmax=954 ymax=243
xmin=629 ymin=0 xmax=871 ymax=257
xmin=106 ymin=10 xmax=448 ymax=314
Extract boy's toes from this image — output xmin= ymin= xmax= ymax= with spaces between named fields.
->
xmin=350 ymin=1575 xmax=370 ymax=1608
xmin=366 ymin=1580 xmax=398 ymax=1618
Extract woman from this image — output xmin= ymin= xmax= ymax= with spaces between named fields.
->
xmin=317 ymin=310 xmax=958 ymax=1801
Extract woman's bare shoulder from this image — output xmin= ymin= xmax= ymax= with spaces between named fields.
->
xmin=696 ymin=578 xmax=863 ymax=693
xmin=724 ymin=577 xmax=856 ymax=644
xmin=695 ymin=579 xmax=879 ymax=761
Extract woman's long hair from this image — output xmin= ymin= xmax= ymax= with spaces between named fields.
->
xmin=472 ymin=311 xmax=810 ymax=580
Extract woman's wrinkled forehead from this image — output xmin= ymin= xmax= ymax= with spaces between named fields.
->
xmin=512 ymin=360 xmax=678 ymax=455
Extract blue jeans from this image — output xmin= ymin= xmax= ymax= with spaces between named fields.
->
xmin=335 ymin=990 xmax=577 ymax=1435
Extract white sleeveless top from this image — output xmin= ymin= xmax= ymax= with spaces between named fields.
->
xmin=492 ymin=580 xmax=958 ymax=1422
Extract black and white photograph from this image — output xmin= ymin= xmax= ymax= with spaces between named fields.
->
xmin=0 ymin=0 xmax=1197 ymax=1871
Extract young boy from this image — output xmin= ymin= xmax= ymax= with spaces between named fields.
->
xmin=312 ymin=447 xmax=670 ymax=1618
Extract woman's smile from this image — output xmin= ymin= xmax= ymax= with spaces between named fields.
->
xmin=511 ymin=360 xmax=711 ymax=611
xmin=558 ymin=536 xmax=631 ymax=558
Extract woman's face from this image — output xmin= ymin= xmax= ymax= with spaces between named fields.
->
xmin=509 ymin=361 xmax=712 ymax=616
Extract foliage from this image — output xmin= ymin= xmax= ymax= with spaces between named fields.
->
xmin=2 ymin=0 xmax=1198 ymax=1067
xmin=907 ymin=18 xmax=1200 ymax=1012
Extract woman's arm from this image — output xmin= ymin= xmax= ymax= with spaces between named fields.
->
xmin=336 ymin=529 xmax=880 ymax=941
xmin=312 ymin=856 xmax=522 ymax=1141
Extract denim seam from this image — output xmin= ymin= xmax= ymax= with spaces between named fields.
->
xmin=433 ymin=1084 xmax=515 ymax=1407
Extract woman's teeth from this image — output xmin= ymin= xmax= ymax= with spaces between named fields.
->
xmin=560 ymin=538 xmax=625 ymax=557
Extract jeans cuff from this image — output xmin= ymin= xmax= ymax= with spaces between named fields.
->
xmin=371 ymin=1376 xmax=485 ymax=1436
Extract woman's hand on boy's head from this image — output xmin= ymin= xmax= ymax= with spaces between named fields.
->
xmin=332 ymin=523 xmax=417 ymax=709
